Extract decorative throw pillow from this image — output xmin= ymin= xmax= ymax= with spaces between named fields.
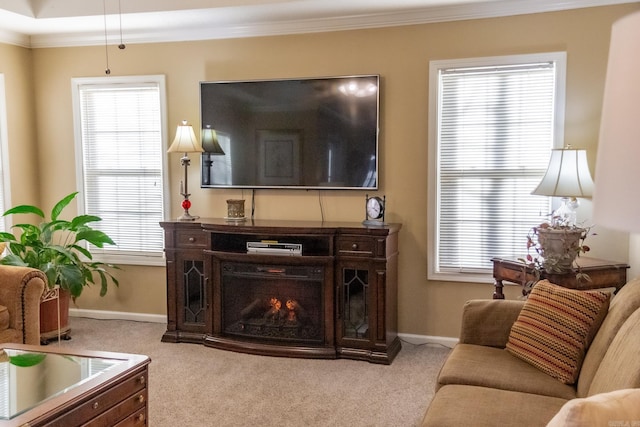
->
xmin=506 ymin=280 xmax=610 ymax=384
xmin=546 ymin=389 xmax=640 ymax=427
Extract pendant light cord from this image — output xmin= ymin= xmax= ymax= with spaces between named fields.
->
xmin=118 ymin=0 xmax=126 ymax=50
xmin=103 ymin=0 xmax=110 ymax=74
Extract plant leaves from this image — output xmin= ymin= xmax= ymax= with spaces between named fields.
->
xmin=71 ymin=215 xmax=102 ymax=228
xmin=75 ymin=230 xmax=116 ymax=247
xmin=50 ymin=192 xmax=78 ymax=221
xmin=3 ymin=205 xmax=45 ymax=218
xmin=1 ymin=192 xmax=119 ymax=298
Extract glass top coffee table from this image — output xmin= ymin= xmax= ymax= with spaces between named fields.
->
xmin=0 ymin=344 xmax=150 ymax=426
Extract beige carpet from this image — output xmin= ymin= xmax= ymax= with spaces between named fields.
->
xmin=54 ymin=317 xmax=449 ymax=427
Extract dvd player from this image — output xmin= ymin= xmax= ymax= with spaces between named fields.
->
xmin=246 ymin=241 xmax=302 ymax=256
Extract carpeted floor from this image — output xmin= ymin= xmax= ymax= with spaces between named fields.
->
xmin=54 ymin=317 xmax=449 ymax=427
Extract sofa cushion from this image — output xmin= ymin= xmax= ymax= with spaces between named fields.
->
xmin=506 ymin=280 xmax=610 ymax=384
xmin=0 ymin=305 xmax=8 ymax=331
xmin=546 ymin=389 xmax=640 ymax=427
xmin=458 ymin=299 xmax=525 ymax=347
xmin=587 ymin=307 xmax=640 ymax=395
xmin=577 ymin=277 xmax=640 ymax=397
xmin=422 ymin=384 xmax=567 ymax=427
xmin=437 ymin=344 xmax=576 ymax=399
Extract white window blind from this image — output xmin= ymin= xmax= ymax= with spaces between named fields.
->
xmin=73 ymin=76 xmax=167 ymax=264
xmin=429 ymin=53 xmax=566 ymax=280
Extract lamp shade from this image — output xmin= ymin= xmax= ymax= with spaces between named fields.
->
xmin=201 ymin=125 xmax=225 ymax=155
xmin=593 ymin=11 xmax=640 ymax=233
xmin=532 ymin=147 xmax=594 ymax=198
xmin=167 ymin=120 xmax=203 ymax=154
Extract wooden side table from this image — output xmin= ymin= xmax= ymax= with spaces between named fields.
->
xmin=491 ymin=257 xmax=629 ymax=299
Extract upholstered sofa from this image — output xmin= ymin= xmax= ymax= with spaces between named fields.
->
xmin=422 ymin=277 xmax=640 ymax=426
xmin=0 ymin=265 xmax=46 ymax=345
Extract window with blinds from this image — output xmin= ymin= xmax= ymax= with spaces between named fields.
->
xmin=428 ymin=53 xmax=566 ymax=281
xmin=72 ymin=76 xmax=168 ymax=266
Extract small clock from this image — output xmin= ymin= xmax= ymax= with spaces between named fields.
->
xmin=363 ymin=194 xmax=386 ymax=226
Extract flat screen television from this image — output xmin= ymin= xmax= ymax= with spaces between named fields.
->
xmin=199 ymin=75 xmax=379 ymax=190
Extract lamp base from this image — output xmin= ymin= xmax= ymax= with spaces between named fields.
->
xmin=552 ymin=196 xmax=579 ymax=227
xmin=177 ymin=211 xmax=199 ymax=221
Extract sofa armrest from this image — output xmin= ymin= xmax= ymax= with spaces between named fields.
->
xmin=0 ymin=266 xmax=46 ymax=345
xmin=459 ymin=299 xmax=524 ymax=347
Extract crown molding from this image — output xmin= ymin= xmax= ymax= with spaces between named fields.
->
xmin=1 ymin=0 xmax=638 ymax=48
xmin=0 ymin=28 xmax=31 ymax=47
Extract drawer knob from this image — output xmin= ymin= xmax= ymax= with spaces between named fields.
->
xmin=93 ymin=402 xmax=99 ymax=410
xmin=137 ymin=394 xmax=145 ymax=403
xmin=137 ymin=413 xmax=146 ymax=423
xmin=188 ymin=237 xmax=195 ymax=243
xmin=138 ymin=375 xmax=146 ymax=385
xmin=351 ymin=243 xmax=358 ymax=250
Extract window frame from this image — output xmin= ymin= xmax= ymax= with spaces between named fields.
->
xmin=427 ymin=52 xmax=567 ymax=282
xmin=71 ymin=75 xmax=170 ymax=267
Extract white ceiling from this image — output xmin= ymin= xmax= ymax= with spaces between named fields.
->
xmin=0 ymin=0 xmax=636 ymax=48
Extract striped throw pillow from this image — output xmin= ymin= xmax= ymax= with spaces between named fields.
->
xmin=506 ymin=280 xmax=610 ymax=384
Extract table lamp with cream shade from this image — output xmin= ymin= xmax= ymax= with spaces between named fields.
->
xmin=593 ymin=10 xmax=640 ymax=234
xmin=167 ymin=120 xmax=204 ymax=221
xmin=532 ymin=146 xmax=594 ymax=227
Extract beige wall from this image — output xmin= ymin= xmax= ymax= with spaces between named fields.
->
xmin=4 ymin=3 xmax=637 ymax=338
xmin=0 ymin=43 xmax=39 ymax=207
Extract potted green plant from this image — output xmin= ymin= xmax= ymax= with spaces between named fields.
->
xmin=0 ymin=192 xmax=119 ymax=339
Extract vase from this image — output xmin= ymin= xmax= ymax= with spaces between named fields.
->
xmin=537 ymin=228 xmax=585 ymax=273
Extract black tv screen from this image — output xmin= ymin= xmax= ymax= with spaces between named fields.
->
xmin=199 ymin=75 xmax=379 ymax=190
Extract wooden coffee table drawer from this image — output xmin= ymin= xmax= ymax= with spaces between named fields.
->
xmin=84 ymin=388 xmax=147 ymax=426
xmin=113 ymin=407 xmax=147 ymax=426
xmin=44 ymin=367 xmax=147 ymax=427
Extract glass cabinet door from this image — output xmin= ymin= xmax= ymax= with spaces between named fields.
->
xmin=340 ymin=267 xmax=370 ymax=341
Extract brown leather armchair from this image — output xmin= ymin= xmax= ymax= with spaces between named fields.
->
xmin=0 ymin=266 xmax=46 ymax=345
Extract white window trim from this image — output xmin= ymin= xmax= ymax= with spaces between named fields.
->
xmin=71 ymin=75 xmax=170 ymax=267
xmin=427 ymin=52 xmax=567 ymax=283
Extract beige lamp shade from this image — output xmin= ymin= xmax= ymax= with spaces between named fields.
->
xmin=167 ymin=120 xmax=204 ymax=154
xmin=532 ymin=147 xmax=594 ymax=198
xmin=201 ymin=125 xmax=225 ymax=155
xmin=593 ymin=10 xmax=640 ymax=233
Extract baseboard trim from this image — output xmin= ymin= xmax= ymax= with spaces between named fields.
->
xmin=69 ymin=308 xmax=167 ymax=324
xmin=69 ymin=309 xmax=458 ymax=347
xmin=398 ymin=333 xmax=458 ymax=349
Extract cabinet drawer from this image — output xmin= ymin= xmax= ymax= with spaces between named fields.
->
xmin=113 ymin=407 xmax=147 ymax=426
xmin=337 ymin=238 xmax=376 ymax=257
xmin=83 ymin=389 xmax=147 ymax=427
xmin=176 ymin=230 xmax=207 ymax=248
xmin=46 ymin=369 xmax=147 ymax=427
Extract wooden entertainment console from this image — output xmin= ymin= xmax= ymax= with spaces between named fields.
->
xmin=160 ymin=219 xmax=401 ymax=364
